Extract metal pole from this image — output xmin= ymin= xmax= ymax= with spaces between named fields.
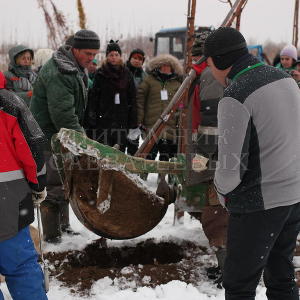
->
xmin=36 ymin=205 xmax=50 ymax=293
xmin=221 ymin=0 xmax=248 ymax=28
xmin=184 ymin=0 xmax=197 ymax=73
xmin=293 ymin=0 xmax=299 ymax=47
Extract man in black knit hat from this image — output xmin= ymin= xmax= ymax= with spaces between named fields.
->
xmin=30 ymin=29 xmax=100 ymax=243
xmin=204 ymin=27 xmax=300 ymax=299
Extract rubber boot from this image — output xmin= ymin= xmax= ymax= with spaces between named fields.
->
xmin=215 ymin=247 xmax=226 ymax=272
xmin=215 ymin=247 xmax=227 ymax=289
xmin=40 ymin=201 xmax=61 ymax=243
xmin=60 ymin=202 xmax=79 ymax=236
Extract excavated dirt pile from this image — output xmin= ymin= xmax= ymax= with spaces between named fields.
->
xmin=45 ymin=239 xmax=300 ymax=296
xmin=45 ymin=239 xmax=209 ymax=295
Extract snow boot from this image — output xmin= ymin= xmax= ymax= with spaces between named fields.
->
xmin=60 ymin=202 xmax=79 ymax=236
xmin=40 ymin=201 xmax=61 ymax=243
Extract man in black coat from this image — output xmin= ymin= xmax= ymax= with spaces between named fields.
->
xmin=85 ymin=40 xmax=137 ymax=152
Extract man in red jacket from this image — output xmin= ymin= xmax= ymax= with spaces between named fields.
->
xmin=0 ymin=71 xmax=48 ymax=300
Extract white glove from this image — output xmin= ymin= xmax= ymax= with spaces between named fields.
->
xmin=32 ymin=188 xmax=47 ymax=207
xmin=127 ymin=128 xmax=141 ymax=141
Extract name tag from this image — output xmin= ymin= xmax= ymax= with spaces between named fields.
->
xmin=115 ymin=93 xmax=120 ymax=104
xmin=160 ymin=89 xmax=168 ymax=101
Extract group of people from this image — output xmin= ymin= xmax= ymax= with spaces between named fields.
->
xmin=0 ymin=28 xmax=186 ymax=299
xmin=1 ymin=25 xmax=300 ymax=300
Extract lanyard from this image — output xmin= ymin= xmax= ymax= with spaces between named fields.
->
xmin=232 ymin=62 xmax=264 ymax=81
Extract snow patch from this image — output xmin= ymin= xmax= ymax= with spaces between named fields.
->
xmin=97 ymin=197 xmax=111 ymax=214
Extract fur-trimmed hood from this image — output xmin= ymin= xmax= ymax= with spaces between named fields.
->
xmin=146 ymin=54 xmax=183 ymax=75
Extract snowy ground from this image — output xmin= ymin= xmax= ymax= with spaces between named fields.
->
xmin=1 ymin=174 xmax=271 ymax=299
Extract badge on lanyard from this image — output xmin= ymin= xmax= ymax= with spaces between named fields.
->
xmin=160 ymin=89 xmax=168 ymax=101
xmin=115 ymin=93 xmax=120 ymax=104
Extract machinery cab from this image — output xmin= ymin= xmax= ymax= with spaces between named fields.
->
xmin=248 ymin=45 xmax=264 ymax=61
xmin=154 ymin=26 xmax=213 ymax=59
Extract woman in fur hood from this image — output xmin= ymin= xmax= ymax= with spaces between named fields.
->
xmin=137 ymin=54 xmax=183 ymax=165
xmin=85 ymin=40 xmax=137 ymax=152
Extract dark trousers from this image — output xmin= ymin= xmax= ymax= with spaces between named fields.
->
xmin=41 ymin=151 xmax=69 ymax=240
xmin=126 ymin=137 xmax=139 ymax=156
xmin=147 ymin=139 xmax=177 ymax=161
xmin=223 ymin=202 xmax=300 ymax=300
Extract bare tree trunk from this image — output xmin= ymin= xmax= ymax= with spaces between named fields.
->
xmin=77 ymin=0 xmax=87 ymax=29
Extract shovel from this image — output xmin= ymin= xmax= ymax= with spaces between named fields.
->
xmin=36 ymin=204 xmax=50 ymax=293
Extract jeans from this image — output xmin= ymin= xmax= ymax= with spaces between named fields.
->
xmin=0 ymin=227 xmax=48 ymax=300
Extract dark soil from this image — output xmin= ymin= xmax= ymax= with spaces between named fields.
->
xmin=45 ymin=239 xmax=300 ymax=296
xmin=45 ymin=239 xmax=209 ymax=295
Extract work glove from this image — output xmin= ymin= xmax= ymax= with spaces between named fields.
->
xmin=192 ymin=154 xmax=209 ymax=172
xmin=127 ymin=127 xmax=141 ymax=141
xmin=32 ymin=188 xmax=47 ymax=207
xmin=192 ymin=130 xmax=198 ymax=142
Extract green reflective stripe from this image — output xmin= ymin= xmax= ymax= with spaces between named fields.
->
xmin=232 ymin=62 xmax=264 ymax=81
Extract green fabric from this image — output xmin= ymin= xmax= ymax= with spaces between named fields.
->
xmin=275 ymin=62 xmax=296 ymax=72
xmin=30 ymin=49 xmax=88 ymax=149
xmin=136 ymin=73 xmax=181 ymax=140
xmin=88 ymin=77 xmax=94 ymax=89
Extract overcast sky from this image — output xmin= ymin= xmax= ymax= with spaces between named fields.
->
xmin=0 ymin=0 xmax=296 ymax=49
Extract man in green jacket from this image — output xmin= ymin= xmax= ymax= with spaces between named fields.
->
xmin=30 ymin=29 xmax=100 ymax=243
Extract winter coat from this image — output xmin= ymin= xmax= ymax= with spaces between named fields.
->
xmin=126 ymin=61 xmax=146 ymax=87
xmin=85 ymin=61 xmax=137 ymax=133
xmin=215 ymin=54 xmax=300 ymax=213
xmin=30 ymin=45 xmax=88 ymax=149
xmin=137 ymin=54 xmax=183 ymax=141
xmin=0 ymin=73 xmax=46 ymax=242
xmin=4 ymin=45 xmax=38 ymax=107
xmin=198 ymin=67 xmax=224 ymax=127
xmin=196 ymin=66 xmax=224 ymax=162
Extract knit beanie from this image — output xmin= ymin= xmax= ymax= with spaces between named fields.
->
xmin=106 ymin=40 xmax=122 ymax=56
xmin=280 ymin=44 xmax=298 ymax=61
xmin=129 ymin=48 xmax=145 ymax=62
xmin=204 ymin=27 xmax=249 ymax=70
xmin=191 ymin=31 xmax=211 ymax=56
xmin=73 ymin=30 xmax=100 ymax=49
